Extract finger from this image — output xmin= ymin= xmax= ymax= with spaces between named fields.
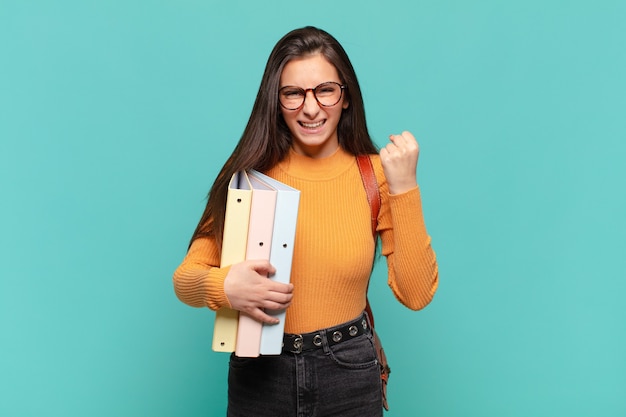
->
xmin=390 ymin=132 xmax=417 ymax=150
xmin=266 ymin=281 xmax=294 ymax=294
xmin=259 ymin=274 xmax=293 ymax=291
xmin=389 ymin=135 xmax=419 ymax=159
xmin=381 ymin=143 xmax=402 ymax=162
xmin=381 ymin=140 xmax=397 ymax=153
xmin=263 ymin=298 xmax=292 ymax=311
xmin=389 ymin=133 xmax=410 ymax=146
xmin=388 ymin=133 xmax=403 ymax=144
xmin=245 ymin=308 xmax=281 ymax=325
xmin=265 ymin=289 xmax=293 ymax=305
xmin=390 ymin=131 xmax=419 ymax=147
xmin=400 ymin=131 xmax=417 ymax=143
xmin=379 ymin=144 xmax=397 ymax=168
xmin=401 ymin=131 xmax=419 ymax=151
xmin=248 ymin=259 xmax=276 ymax=276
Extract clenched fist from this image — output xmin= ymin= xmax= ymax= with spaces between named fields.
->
xmin=379 ymin=131 xmax=420 ymax=195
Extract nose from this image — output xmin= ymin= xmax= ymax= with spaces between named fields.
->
xmin=302 ymin=90 xmax=321 ymax=117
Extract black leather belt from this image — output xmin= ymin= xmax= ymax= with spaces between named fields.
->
xmin=283 ymin=313 xmax=371 ymax=354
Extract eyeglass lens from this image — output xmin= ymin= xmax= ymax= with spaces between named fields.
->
xmin=279 ymin=82 xmax=344 ymax=110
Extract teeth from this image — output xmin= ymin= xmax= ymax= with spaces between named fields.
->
xmin=301 ymin=120 xmax=324 ymax=128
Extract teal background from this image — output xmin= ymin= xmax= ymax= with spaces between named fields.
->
xmin=1 ymin=0 xmax=625 ymax=416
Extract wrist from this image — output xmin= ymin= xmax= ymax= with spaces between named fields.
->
xmin=388 ymin=179 xmax=417 ymax=195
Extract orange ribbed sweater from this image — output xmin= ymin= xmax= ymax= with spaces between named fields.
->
xmin=173 ymin=147 xmax=438 ymax=334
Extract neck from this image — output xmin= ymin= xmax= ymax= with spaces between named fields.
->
xmin=291 ymin=137 xmax=340 ymax=159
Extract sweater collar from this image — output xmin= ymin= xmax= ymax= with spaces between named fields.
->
xmin=277 ymin=146 xmax=355 ymax=180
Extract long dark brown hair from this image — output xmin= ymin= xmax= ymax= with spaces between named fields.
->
xmin=190 ymin=26 xmax=378 ymax=250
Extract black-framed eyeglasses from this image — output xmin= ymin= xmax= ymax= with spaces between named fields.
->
xmin=278 ymin=81 xmax=347 ymax=111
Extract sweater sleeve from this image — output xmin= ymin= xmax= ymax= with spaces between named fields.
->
xmin=172 ymin=237 xmax=232 ymax=310
xmin=375 ymin=162 xmax=439 ymax=310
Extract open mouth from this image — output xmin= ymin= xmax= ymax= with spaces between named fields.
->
xmin=299 ymin=120 xmax=325 ymax=129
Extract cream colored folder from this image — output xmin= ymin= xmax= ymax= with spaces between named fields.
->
xmin=235 ymin=175 xmax=278 ymax=357
xmin=212 ymin=171 xmax=252 ymax=352
xmin=249 ymin=170 xmax=301 ymax=355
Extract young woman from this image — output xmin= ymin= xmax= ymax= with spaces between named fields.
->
xmin=173 ymin=26 xmax=438 ymax=417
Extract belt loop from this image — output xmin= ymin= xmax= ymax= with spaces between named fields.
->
xmin=363 ymin=310 xmax=373 ymax=331
xmin=319 ymin=329 xmax=331 ymax=354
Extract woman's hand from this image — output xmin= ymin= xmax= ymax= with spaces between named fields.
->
xmin=223 ymin=260 xmax=294 ymax=324
xmin=379 ymin=131 xmax=420 ymax=195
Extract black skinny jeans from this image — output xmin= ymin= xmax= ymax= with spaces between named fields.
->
xmin=227 ymin=316 xmax=383 ymax=417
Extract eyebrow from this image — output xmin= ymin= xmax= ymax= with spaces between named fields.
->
xmin=279 ymin=81 xmax=342 ymax=89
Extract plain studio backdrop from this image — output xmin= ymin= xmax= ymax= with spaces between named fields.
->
xmin=1 ymin=1 xmax=625 ymax=416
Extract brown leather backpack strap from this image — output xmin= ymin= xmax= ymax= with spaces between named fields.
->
xmin=356 ymin=154 xmax=380 ymax=327
xmin=356 ymin=155 xmax=391 ymax=411
xmin=356 ymin=154 xmax=380 ymax=237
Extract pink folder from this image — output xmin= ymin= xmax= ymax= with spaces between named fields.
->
xmin=234 ymin=174 xmax=278 ymax=357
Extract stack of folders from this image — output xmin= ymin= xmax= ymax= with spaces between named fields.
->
xmin=212 ymin=170 xmax=300 ymax=357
